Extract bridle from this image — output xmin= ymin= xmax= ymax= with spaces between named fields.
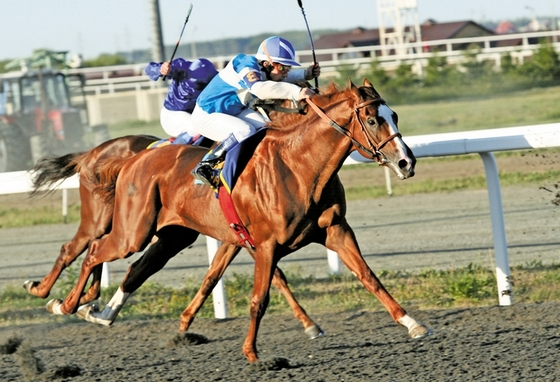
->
xmin=306 ymin=96 xmax=402 ymax=164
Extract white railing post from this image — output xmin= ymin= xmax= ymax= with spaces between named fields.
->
xmin=206 ymin=237 xmax=228 ymax=319
xmin=101 ymin=263 xmax=110 ymax=288
xmin=327 ymin=250 xmax=342 ymax=275
xmin=62 ymin=188 xmax=68 ymax=224
xmin=479 ymin=152 xmax=513 ymax=306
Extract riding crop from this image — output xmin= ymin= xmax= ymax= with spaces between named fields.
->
xmin=163 ymin=3 xmax=194 ymax=80
xmin=296 ymin=0 xmax=319 ymax=90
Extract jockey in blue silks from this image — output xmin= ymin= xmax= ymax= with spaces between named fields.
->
xmin=190 ymin=36 xmax=321 ymax=187
xmin=145 ymin=58 xmax=218 ymax=139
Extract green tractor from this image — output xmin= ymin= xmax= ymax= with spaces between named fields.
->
xmin=0 ymin=51 xmax=110 ymax=173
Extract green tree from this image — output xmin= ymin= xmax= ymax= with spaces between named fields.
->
xmin=82 ymin=54 xmax=128 ymax=67
xmin=392 ymin=62 xmax=418 ymax=88
xmin=424 ymin=53 xmax=451 ymax=86
xmin=517 ymin=41 xmax=560 ymax=81
xmin=365 ymin=60 xmax=390 ymax=87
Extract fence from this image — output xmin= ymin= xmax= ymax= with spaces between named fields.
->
xmin=66 ymin=29 xmax=560 ymax=96
xmin=1 ymin=122 xmax=559 ymax=316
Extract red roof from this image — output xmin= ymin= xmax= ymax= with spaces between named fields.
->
xmin=313 ymin=20 xmax=495 ymax=49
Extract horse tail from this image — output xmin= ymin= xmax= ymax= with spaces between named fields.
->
xmin=92 ymin=157 xmax=130 ymax=204
xmin=29 ymin=152 xmax=85 ymax=197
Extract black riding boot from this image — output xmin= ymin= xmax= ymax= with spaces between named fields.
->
xmin=192 ymin=134 xmax=238 ymax=187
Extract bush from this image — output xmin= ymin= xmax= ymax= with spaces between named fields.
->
xmin=337 ymin=41 xmax=560 ymax=104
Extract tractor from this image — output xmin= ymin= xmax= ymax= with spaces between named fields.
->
xmin=0 ymin=53 xmax=110 ymax=173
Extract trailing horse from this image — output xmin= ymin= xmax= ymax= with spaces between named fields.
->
xmin=48 ymin=79 xmax=430 ymax=363
xmin=25 ymin=134 xmax=159 ymax=303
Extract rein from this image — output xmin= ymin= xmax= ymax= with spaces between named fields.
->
xmin=306 ymin=97 xmax=401 ymax=163
xmin=251 ymin=99 xmax=304 ymax=115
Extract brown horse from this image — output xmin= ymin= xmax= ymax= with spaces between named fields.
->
xmin=29 ymin=134 xmax=323 ymax=338
xmin=25 ymin=134 xmax=159 ymax=303
xmin=48 ymin=79 xmax=430 ymax=363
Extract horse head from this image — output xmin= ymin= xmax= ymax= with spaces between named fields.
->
xmin=348 ymin=78 xmax=416 ymax=179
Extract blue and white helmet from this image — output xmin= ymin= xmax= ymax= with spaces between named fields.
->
xmin=255 ymin=36 xmax=301 ymax=67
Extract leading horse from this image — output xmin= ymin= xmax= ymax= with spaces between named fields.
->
xmin=29 ymin=135 xmax=323 ymax=337
xmin=48 ymin=79 xmax=430 ymax=363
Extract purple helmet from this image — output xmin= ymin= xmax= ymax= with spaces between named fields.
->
xmin=255 ymin=36 xmax=301 ymax=66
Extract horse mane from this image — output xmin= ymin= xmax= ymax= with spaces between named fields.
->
xmin=91 ymin=157 xmax=131 ymax=204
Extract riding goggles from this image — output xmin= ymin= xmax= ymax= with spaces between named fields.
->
xmin=273 ymin=63 xmax=291 ymax=73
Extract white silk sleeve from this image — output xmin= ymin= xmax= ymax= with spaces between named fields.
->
xmin=250 ymin=81 xmax=301 ymax=101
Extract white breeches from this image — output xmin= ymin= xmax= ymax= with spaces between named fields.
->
xmin=160 ymin=107 xmax=198 ymax=138
xmin=191 ymin=105 xmax=267 ymax=142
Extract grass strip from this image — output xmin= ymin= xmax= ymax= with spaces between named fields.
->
xmin=2 ymin=261 xmax=559 ymax=327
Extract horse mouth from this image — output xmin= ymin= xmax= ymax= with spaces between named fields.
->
xmin=388 ymin=160 xmax=415 ymax=180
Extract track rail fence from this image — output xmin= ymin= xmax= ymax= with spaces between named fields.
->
xmin=2 ymin=123 xmax=559 ymax=317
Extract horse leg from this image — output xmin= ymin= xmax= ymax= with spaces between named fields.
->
xmin=177 ymin=245 xmax=323 ymax=339
xmin=178 ymin=243 xmax=241 ymax=332
xmin=269 ymin=262 xmax=324 ymax=339
xmin=24 ymin=193 xmax=112 ymax=301
xmin=47 ymin=219 xmax=154 ymax=315
xmin=78 ymin=263 xmax=104 ymax=305
xmin=79 ymin=226 xmax=199 ymax=326
xmin=325 ymin=222 xmax=432 ymax=338
xmin=241 ymin=246 xmax=278 ymax=363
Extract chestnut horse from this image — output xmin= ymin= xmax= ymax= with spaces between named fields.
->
xmin=48 ymin=79 xmax=430 ymax=363
xmin=29 ymin=134 xmax=322 ymax=337
xmin=25 ymin=134 xmax=159 ymax=302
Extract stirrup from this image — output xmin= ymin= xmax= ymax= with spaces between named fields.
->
xmin=192 ymin=162 xmax=220 ymax=187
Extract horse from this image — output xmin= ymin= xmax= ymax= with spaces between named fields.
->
xmin=47 ymin=79 xmax=430 ymax=363
xmin=28 ymin=132 xmax=323 ymax=338
xmin=25 ymin=134 xmax=159 ymax=303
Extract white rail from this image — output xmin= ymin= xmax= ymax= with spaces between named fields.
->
xmin=56 ymin=29 xmax=560 ymax=95
xmin=1 ymin=123 xmax=559 ymax=314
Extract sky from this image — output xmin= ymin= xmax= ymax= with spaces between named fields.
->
xmin=0 ymin=0 xmax=557 ymax=61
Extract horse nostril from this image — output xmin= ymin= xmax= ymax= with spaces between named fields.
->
xmin=398 ymin=159 xmax=409 ymax=170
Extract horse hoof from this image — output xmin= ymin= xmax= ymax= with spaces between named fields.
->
xmin=22 ymin=280 xmax=36 ymax=293
xmin=77 ymin=304 xmax=113 ymax=326
xmin=304 ymin=324 xmax=325 ymax=340
xmin=409 ymin=324 xmax=433 ymax=339
xmin=76 ymin=303 xmax=99 ymax=319
xmin=46 ymin=299 xmax=65 ymax=315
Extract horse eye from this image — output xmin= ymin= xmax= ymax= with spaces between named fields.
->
xmin=367 ymin=118 xmax=376 ymax=125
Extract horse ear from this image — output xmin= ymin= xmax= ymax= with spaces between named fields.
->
xmin=347 ymin=77 xmax=357 ymax=90
xmin=363 ymin=78 xmax=380 ymax=95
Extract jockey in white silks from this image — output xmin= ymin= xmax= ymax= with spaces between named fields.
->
xmin=190 ymin=36 xmax=321 ymax=187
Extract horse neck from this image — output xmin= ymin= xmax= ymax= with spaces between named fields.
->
xmin=265 ymin=111 xmax=353 ymax=201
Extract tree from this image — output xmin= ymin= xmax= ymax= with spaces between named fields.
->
xmin=82 ymin=54 xmax=128 ymax=67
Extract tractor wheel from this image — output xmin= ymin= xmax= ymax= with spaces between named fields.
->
xmin=30 ymin=134 xmax=49 ymax=166
xmin=0 ymin=121 xmax=31 ymax=172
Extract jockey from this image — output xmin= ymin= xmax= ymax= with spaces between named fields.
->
xmin=145 ymin=57 xmax=218 ymax=139
xmin=190 ymin=36 xmax=321 ymax=187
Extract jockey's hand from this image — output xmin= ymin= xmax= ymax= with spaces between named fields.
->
xmin=298 ymin=87 xmax=315 ymax=100
xmin=160 ymin=62 xmax=171 ymax=76
xmin=304 ymin=63 xmax=321 ymax=80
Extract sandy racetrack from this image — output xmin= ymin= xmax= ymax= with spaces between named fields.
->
xmin=1 ymin=152 xmax=559 ymax=381
xmin=1 ymin=301 xmax=560 ymax=381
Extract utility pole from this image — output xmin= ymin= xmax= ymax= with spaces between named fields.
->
xmin=149 ymin=0 xmax=166 ymax=62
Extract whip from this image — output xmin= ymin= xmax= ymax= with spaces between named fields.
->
xmin=296 ymin=0 xmax=318 ymax=90
xmin=163 ymin=3 xmax=193 ymax=80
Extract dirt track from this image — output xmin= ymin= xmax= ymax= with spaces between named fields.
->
xmin=1 ymin=153 xmax=559 ymax=381
xmin=1 ymin=301 xmax=560 ymax=381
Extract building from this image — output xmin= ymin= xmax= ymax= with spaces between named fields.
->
xmin=311 ymin=20 xmax=498 ymax=61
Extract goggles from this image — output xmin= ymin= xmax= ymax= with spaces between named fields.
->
xmin=260 ymin=41 xmax=291 ymax=73
xmin=272 ymin=63 xmax=291 ymax=73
